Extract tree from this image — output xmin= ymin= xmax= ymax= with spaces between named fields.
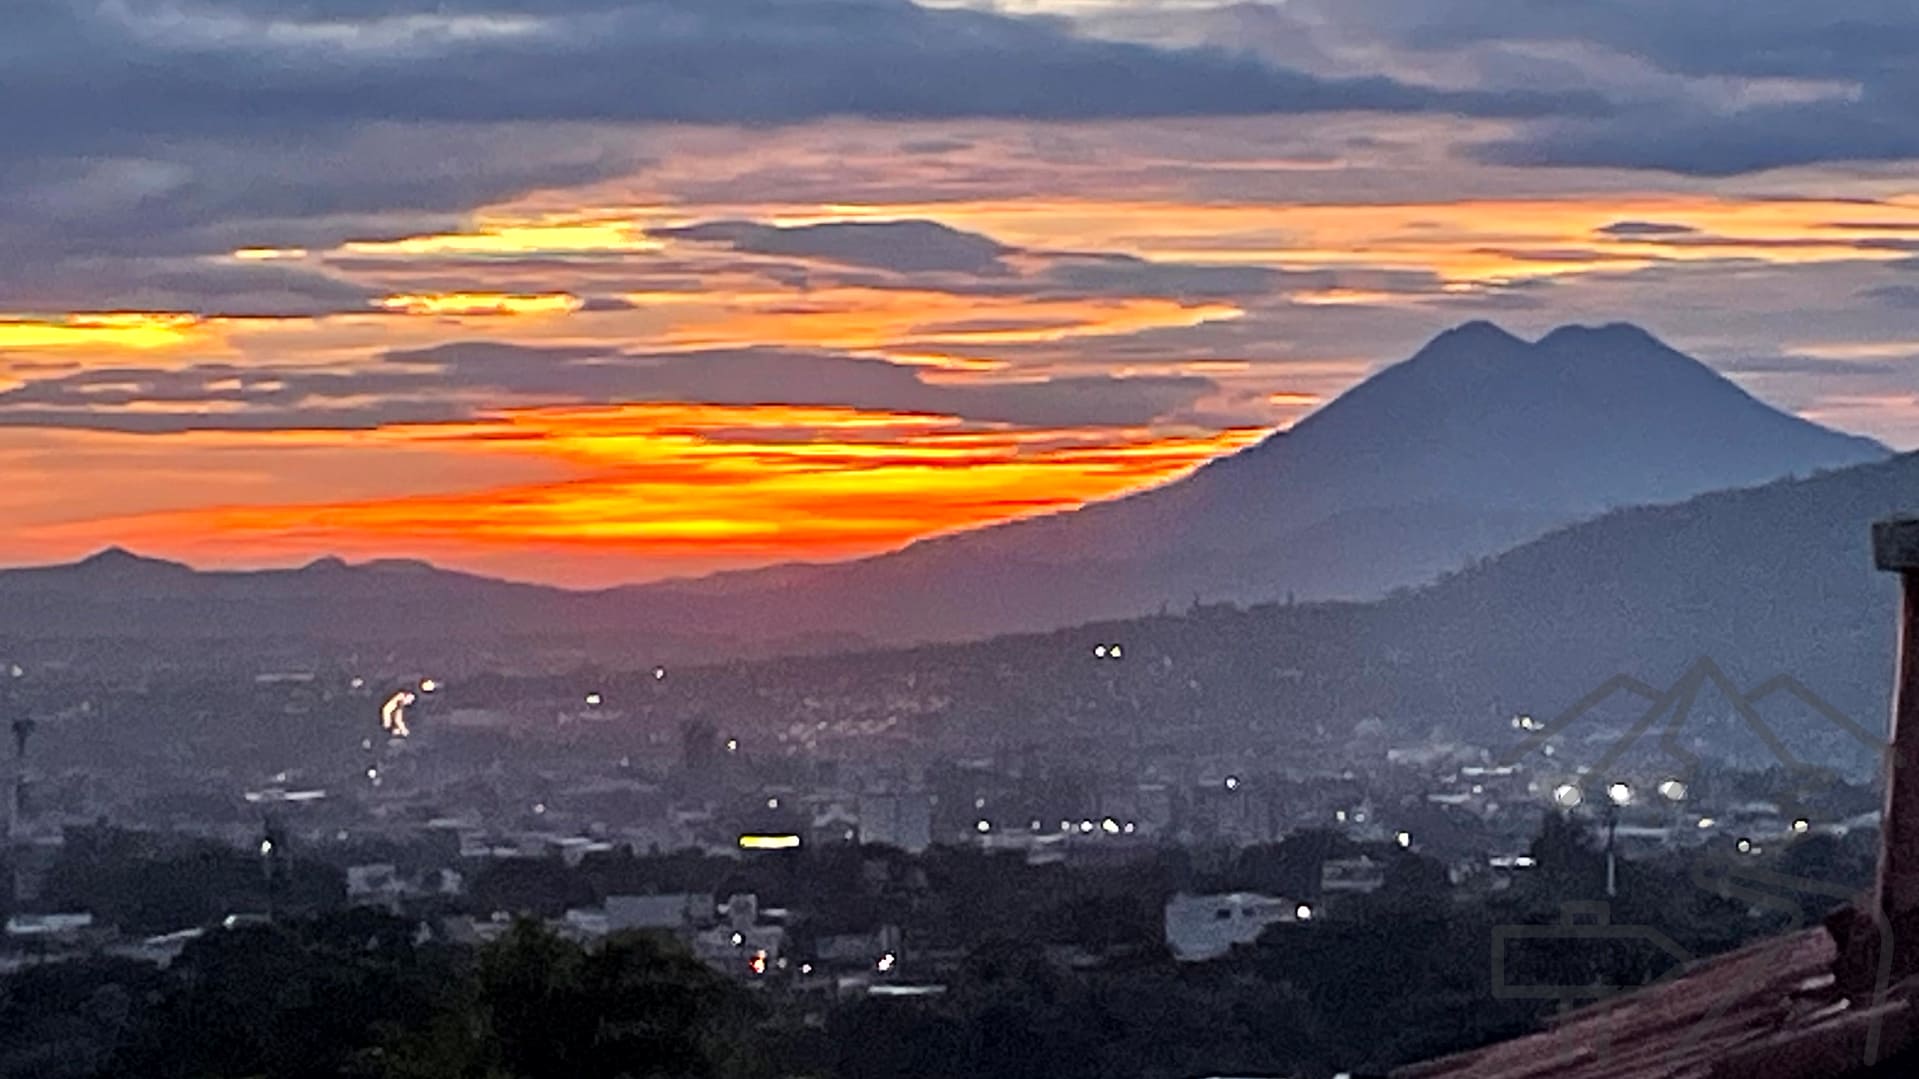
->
xmin=477 ymin=921 xmax=762 ymax=1079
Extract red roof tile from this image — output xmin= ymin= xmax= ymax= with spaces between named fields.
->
xmin=1393 ymin=928 xmax=1911 ymax=1079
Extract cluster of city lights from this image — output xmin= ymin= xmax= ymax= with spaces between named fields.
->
xmin=1549 ymin=777 xmax=1693 ymax=809
xmin=1543 ymin=775 xmax=1818 ymax=854
xmin=1040 ymin=817 xmax=1139 ymax=836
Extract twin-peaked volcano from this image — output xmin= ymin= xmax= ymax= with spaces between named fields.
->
xmin=622 ymin=320 xmax=1884 ymax=641
xmin=0 ymin=321 xmax=1888 ymax=653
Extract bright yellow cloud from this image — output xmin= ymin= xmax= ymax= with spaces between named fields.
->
xmin=0 ymin=314 xmax=203 ymax=351
xmin=375 ymin=291 xmax=585 ymax=317
xmin=342 ymin=216 xmax=659 ymax=258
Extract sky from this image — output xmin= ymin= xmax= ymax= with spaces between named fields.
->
xmin=3 ymin=0 xmax=1918 ymax=587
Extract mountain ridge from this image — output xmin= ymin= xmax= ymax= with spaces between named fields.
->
xmin=0 ymin=320 xmax=1889 ymax=655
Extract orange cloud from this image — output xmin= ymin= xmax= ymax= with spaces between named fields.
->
xmin=46 ymin=403 xmax=1266 ymax=575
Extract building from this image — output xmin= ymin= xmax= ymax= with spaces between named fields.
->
xmin=858 ymin=791 xmax=933 ymax=853
xmin=605 ymin=892 xmax=715 ymax=933
xmin=1164 ymin=892 xmax=1309 ymax=962
xmin=1321 ymin=854 xmax=1387 ymax=895
xmin=692 ymin=893 xmax=785 ymax=978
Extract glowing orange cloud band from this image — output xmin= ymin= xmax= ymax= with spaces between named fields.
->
xmin=45 ymin=403 xmax=1268 ymax=568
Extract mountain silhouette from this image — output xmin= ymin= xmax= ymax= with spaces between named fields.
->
xmin=0 ymin=320 xmax=1887 ymax=657
xmin=599 ymin=320 xmax=1885 ymax=642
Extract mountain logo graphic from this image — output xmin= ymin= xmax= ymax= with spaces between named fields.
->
xmin=1496 ymin=655 xmax=1883 ymax=797
xmin=1488 ymin=657 xmax=1895 ymax=1069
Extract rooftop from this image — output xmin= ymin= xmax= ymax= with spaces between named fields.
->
xmin=1393 ymin=926 xmax=1912 ymax=1079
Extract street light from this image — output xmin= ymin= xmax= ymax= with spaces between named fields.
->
xmin=1602 ymin=782 xmax=1631 ymax=897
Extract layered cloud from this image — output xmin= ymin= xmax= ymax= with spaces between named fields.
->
xmin=5 ymin=1 xmax=1919 ymax=580
xmin=0 ymin=0 xmax=1598 ymax=291
xmin=0 ymin=343 xmax=1222 ymax=433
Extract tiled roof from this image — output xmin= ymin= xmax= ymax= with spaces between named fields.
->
xmin=1394 ymin=926 xmax=1912 ymax=1079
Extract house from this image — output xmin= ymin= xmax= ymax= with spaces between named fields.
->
xmin=858 ymin=791 xmax=933 ymax=853
xmin=1393 ymin=518 xmax=1919 ymax=1079
xmin=1164 ymin=892 xmax=1310 ymax=962
xmin=4 ymin=912 xmax=95 ymax=943
xmin=692 ymin=892 xmax=785 ymax=978
xmin=1322 ymin=854 xmax=1388 ymax=895
xmin=605 ymin=892 xmax=714 ymax=933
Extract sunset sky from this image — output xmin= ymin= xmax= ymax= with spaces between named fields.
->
xmin=4 ymin=0 xmax=1918 ymax=586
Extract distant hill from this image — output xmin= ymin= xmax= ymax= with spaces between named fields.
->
xmin=672 ymin=451 xmax=1919 ymax=770
xmin=0 ymin=549 xmax=860 ymax=670
xmin=1376 ymin=450 xmax=1919 ymax=761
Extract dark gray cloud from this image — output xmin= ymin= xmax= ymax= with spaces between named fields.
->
xmin=5 ymin=1 xmax=1598 ymax=144
xmin=0 ymin=121 xmax=641 ymax=313
xmin=1718 ymin=352 xmax=1899 ymax=377
xmin=0 ymin=0 xmax=1617 ymax=308
xmin=1598 ymin=221 xmax=1700 ymax=238
xmin=0 ymin=342 xmax=1220 ymax=433
xmin=1315 ymin=0 xmax=1917 ymax=83
xmin=657 ymin=220 xmax=1014 ymax=276
xmin=0 ymin=256 xmax=380 ymax=318
xmin=1273 ymin=0 xmax=1918 ymax=174
xmin=651 ymin=219 xmax=1437 ymax=304
xmin=1032 ymin=254 xmax=1284 ymax=300
xmin=1861 ymin=284 xmax=1919 ymax=309
xmin=1476 ymin=99 xmax=1919 ymax=175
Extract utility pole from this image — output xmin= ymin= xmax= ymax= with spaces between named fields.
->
xmin=1872 ymin=517 xmax=1919 ymax=923
xmin=260 ymin=814 xmax=288 ymax=922
xmin=7 ymin=717 xmax=33 ymax=843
